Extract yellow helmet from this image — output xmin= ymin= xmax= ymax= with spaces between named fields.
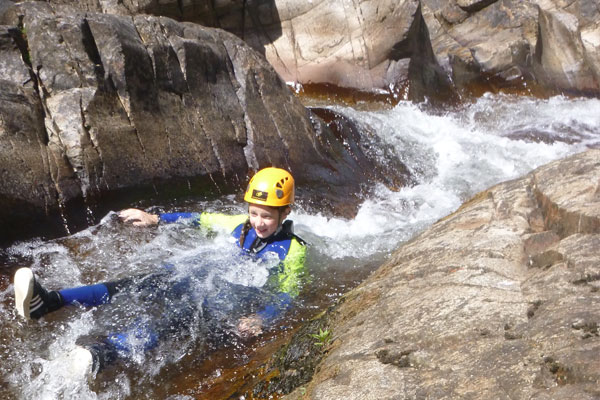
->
xmin=244 ymin=167 xmax=295 ymax=207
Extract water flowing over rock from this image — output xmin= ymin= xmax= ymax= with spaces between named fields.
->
xmin=251 ymin=149 xmax=600 ymax=399
xmin=0 ymin=1 xmax=410 ymax=242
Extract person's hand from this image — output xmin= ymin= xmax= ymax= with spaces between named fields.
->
xmin=118 ymin=208 xmax=159 ymax=227
xmin=237 ymin=314 xmax=263 ymax=337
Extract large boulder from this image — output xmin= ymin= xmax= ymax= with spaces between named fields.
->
xmin=237 ymin=0 xmax=457 ymax=102
xmin=0 ymin=1 xmax=411 ymax=242
xmin=222 ymin=0 xmax=600 ymax=97
xmin=37 ymin=0 xmax=458 ymax=101
xmin=422 ymin=0 xmax=600 ymax=95
xmin=252 ymin=149 xmax=600 ymax=399
xmin=41 ymin=0 xmax=600 ymax=98
xmin=421 ymin=0 xmax=539 ymax=92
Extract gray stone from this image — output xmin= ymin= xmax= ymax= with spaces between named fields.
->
xmin=0 ymin=2 xmax=412 ymax=242
xmin=273 ymin=149 xmax=600 ymax=399
xmin=35 ymin=0 xmax=600 ymax=96
xmin=423 ymin=0 xmax=539 ymax=89
xmin=533 ymin=6 xmax=600 ymax=94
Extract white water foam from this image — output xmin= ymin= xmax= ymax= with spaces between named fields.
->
xmin=292 ymin=94 xmax=600 ymax=259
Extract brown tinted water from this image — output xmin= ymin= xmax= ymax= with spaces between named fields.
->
xmin=293 ymin=77 xmax=592 ymax=111
xmin=0 ymin=225 xmax=377 ymax=399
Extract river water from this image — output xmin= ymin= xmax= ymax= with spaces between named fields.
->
xmin=0 ymin=93 xmax=599 ymax=399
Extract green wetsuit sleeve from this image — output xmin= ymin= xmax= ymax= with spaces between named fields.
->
xmin=277 ymin=238 xmax=307 ymax=298
xmin=198 ymin=213 xmax=248 ymax=231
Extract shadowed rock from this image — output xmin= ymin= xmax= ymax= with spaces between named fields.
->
xmin=0 ymin=2 xmax=410 ymax=242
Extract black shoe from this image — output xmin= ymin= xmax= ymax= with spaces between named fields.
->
xmin=88 ymin=341 xmax=118 ymax=372
xmin=14 ymin=267 xmax=63 ymax=320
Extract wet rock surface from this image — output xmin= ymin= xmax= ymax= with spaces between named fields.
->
xmin=250 ymin=309 xmax=335 ymax=398
xmin=253 ymin=149 xmax=600 ymax=399
xmin=0 ymin=1 xmax=410 ymax=242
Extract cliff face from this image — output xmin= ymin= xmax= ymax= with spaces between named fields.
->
xmin=272 ymin=149 xmax=600 ymax=399
xmin=35 ymin=0 xmax=600 ymax=98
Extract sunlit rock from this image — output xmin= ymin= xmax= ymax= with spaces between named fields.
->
xmin=229 ymin=0 xmax=457 ymax=102
xmin=533 ymin=6 xmax=600 ymax=94
xmin=34 ymin=0 xmax=600 ymax=96
xmin=265 ymin=149 xmax=600 ymax=399
xmin=422 ymin=0 xmax=539 ymax=90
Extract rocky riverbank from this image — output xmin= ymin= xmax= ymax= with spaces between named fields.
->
xmin=247 ymin=149 xmax=599 ymax=399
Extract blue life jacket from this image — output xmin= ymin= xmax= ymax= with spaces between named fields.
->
xmin=231 ymin=220 xmax=303 ymax=263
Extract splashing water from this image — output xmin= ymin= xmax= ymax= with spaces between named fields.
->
xmin=296 ymin=94 xmax=599 ymax=261
xmin=1 ymin=94 xmax=599 ymax=399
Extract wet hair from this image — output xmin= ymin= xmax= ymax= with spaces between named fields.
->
xmin=239 ymin=205 xmax=290 ymax=247
xmin=239 ymin=218 xmax=252 ymax=247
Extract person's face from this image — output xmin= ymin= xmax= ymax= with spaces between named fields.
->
xmin=248 ymin=204 xmax=290 ymax=238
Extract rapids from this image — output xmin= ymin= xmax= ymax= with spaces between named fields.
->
xmin=1 ymin=93 xmax=599 ymax=399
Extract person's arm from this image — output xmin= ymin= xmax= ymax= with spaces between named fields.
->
xmin=255 ymin=239 xmax=307 ymax=321
xmin=238 ymin=240 xmax=307 ymax=337
xmin=118 ymin=208 xmax=160 ymax=226
xmin=274 ymin=239 xmax=307 ymax=298
xmin=198 ymin=213 xmax=248 ymax=231
xmin=158 ymin=212 xmax=201 ymax=224
xmin=119 ymin=209 xmax=247 ymax=230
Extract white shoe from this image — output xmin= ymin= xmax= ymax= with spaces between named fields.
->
xmin=65 ymin=346 xmax=94 ymax=381
xmin=14 ymin=268 xmax=35 ymax=320
xmin=14 ymin=267 xmax=62 ymax=320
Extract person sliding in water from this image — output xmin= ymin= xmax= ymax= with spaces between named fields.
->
xmin=13 ymin=167 xmax=306 ymax=377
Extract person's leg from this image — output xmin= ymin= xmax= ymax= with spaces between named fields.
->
xmin=74 ymin=275 xmax=197 ymax=373
xmin=70 ymin=321 xmax=159 ymax=376
xmin=14 ymin=267 xmax=187 ymax=379
xmin=58 ymin=283 xmax=111 ymax=308
xmin=14 ymin=267 xmax=138 ymax=320
xmin=104 ymin=276 xmax=195 ymax=350
xmin=14 ymin=268 xmax=63 ymax=320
